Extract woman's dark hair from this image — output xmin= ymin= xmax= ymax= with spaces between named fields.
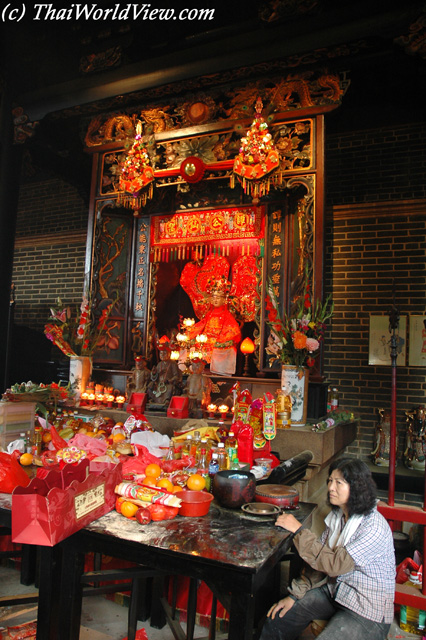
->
xmin=327 ymin=457 xmax=377 ymax=516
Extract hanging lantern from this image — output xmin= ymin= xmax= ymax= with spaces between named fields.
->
xmin=231 ymin=97 xmax=280 ymax=200
xmin=118 ymin=121 xmax=154 ymax=210
xmin=179 ymin=156 xmax=205 ymax=183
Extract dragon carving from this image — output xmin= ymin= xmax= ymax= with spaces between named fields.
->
xmin=139 ymin=108 xmax=173 ymax=133
xmin=272 ymin=74 xmax=314 ymax=109
xmin=85 ymin=115 xmax=135 ymax=147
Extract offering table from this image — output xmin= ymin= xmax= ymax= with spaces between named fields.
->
xmin=58 ymin=500 xmax=316 ymax=640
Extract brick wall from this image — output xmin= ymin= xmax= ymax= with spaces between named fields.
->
xmin=323 ymin=121 xmax=426 ymax=505
xmin=323 ymin=206 xmax=426 ymax=455
xmin=326 ymin=121 xmax=426 ymax=205
xmin=13 ymin=239 xmax=87 ymax=331
xmin=16 ymin=177 xmax=88 ymax=237
xmin=13 ymin=176 xmax=88 ymax=330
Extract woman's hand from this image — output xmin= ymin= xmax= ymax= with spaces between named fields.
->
xmin=275 ymin=512 xmax=301 ymax=533
xmin=267 ymin=596 xmax=295 ymax=620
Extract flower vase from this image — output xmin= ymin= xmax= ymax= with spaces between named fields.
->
xmin=281 ymin=365 xmax=309 ymax=426
xmin=69 ymin=356 xmax=93 ymax=404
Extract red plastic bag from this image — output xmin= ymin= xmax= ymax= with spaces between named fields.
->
xmin=0 ymin=451 xmax=31 ymax=493
xmin=396 ymin=557 xmax=419 ymax=584
xmin=121 ymin=630 xmax=148 ymax=640
xmin=7 ymin=620 xmax=37 ymax=638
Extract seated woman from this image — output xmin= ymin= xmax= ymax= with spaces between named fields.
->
xmin=260 ymin=457 xmax=395 ymax=640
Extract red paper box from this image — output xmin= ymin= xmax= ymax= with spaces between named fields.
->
xmin=11 ymin=459 xmax=122 ymax=547
xmin=127 ymin=392 xmax=147 ymax=414
xmin=167 ymin=396 xmax=189 ymax=419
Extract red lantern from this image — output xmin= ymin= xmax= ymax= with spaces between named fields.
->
xmin=179 ymin=156 xmax=205 ymax=183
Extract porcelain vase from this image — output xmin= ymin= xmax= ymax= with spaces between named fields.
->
xmin=281 ymin=365 xmax=309 ymax=426
xmin=69 ymin=356 xmax=93 ymax=404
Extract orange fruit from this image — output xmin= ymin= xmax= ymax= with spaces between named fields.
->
xmin=145 ymin=463 xmax=162 ymax=478
xmin=186 ymin=474 xmax=206 ymax=491
xmin=156 ymin=478 xmax=174 ymax=492
xmin=142 ymin=477 xmax=158 ymax=488
xmin=42 ymin=431 xmax=52 ymax=443
xmin=115 ymin=496 xmax=126 ymax=513
xmin=20 ymin=453 xmax=33 ymax=466
xmin=120 ymin=501 xmax=139 ymax=518
xmin=112 ymin=433 xmax=126 ymax=443
xmin=172 ymin=485 xmax=183 ymax=493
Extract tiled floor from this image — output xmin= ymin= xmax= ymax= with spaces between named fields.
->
xmin=0 ymin=562 xmax=422 ymax=639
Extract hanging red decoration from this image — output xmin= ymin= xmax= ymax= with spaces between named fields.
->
xmin=179 ymin=156 xmax=205 ymax=183
xmin=231 ymin=97 xmax=281 ymax=200
xmin=118 ymin=122 xmax=154 ymax=210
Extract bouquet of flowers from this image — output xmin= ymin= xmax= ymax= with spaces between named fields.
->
xmin=44 ymin=294 xmax=117 ymax=357
xmin=265 ymin=278 xmax=333 ymax=370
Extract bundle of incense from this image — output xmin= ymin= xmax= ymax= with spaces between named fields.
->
xmin=115 ymin=482 xmax=181 ymax=507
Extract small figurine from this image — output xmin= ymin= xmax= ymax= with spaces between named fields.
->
xmin=126 ymin=356 xmax=151 ymax=397
xmin=404 ymin=405 xmax=426 ymax=470
xmin=147 ymin=344 xmax=182 ymax=409
xmin=371 ymin=408 xmax=396 ymax=467
xmin=184 ymin=359 xmax=212 ymax=418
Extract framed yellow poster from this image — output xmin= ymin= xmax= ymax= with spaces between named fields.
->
xmin=408 ymin=315 xmax=426 ymax=367
xmin=368 ymin=315 xmax=406 ymax=366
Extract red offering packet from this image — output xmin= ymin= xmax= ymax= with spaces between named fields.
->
xmin=236 ymin=422 xmax=254 ymax=467
xmin=115 ymin=481 xmax=181 ymax=507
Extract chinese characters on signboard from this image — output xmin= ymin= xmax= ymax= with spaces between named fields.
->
xmin=74 ymin=483 xmax=105 ymax=520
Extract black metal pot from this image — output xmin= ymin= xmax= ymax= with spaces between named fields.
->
xmin=212 ymin=470 xmax=256 ymax=509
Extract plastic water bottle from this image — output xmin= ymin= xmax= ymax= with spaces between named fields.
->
xmin=330 ymin=387 xmax=339 ymax=411
xmin=230 ymin=457 xmax=240 ymax=470
xmin=225 ymin=431 xmax=238 ymax=468
xmin=216 ymin=442 xmax=228 ymax=471
xmin=197 ymin=448 xmax=210 ymax=491
xmin=182 ymin=435 xmax=193 ymax=457
xmin=208 ymin=453 xmax=219 ymax=489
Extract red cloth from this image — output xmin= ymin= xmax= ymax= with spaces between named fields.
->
xmin=167 ymin=576 xmax=229 ymax=628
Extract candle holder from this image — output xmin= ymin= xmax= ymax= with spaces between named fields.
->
xmin=240 ymin=337 xmax=255 ymax=377
xmin=116 ymin=395 xmax=126 ymax=409
xmin=218 ymin=404 xmax=229 ymax=420
xmin=106 ymin=394 xmax=115 ymax=408
xmin=207 ymin=403 xmax=217 ymax=419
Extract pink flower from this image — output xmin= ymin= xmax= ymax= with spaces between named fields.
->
xmin=306 ymin=338 xmax=320 ymax=352
xmin=51 ymin=309 xmax=67 ymax=323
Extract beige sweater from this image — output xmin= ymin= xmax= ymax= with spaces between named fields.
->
xmin=288 ymin=528 xmax=355 ymax=599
